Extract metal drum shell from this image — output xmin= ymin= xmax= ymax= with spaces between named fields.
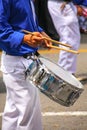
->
xmin=27 ymin=56 xmax=84 ymax=107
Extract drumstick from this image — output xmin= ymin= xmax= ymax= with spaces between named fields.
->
xmin=22 ymin=29 xmax=71 ymax=48
xmin=48 ymin=45 xmax=79 ymax=54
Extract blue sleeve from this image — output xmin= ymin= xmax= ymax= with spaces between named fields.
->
xmin=73 ymin=0 xmax=87 ymax=5
xmin=0 ymin=0 xmax=24 ymax=50
xmin=38 ymin=26 xmax=44 ymax=32
xmin=35 ymin=15 xmax=44 ymax=32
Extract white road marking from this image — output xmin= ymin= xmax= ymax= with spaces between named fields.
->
xmin=42 ymin=111 xmax=87 ymax=116
xmin=0 ymin=111 xmax=87 ymax=117
xmin=0 ymin=113 xmax=3 ymax=117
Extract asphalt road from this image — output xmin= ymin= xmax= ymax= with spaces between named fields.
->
xmin=0 ymin=43 xmax=87 ymax=130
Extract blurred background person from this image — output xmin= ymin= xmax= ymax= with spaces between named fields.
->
xmin=73 ymin=0 xmax=87 ymax=33
xmin=47 ymin=0 xmax=80 ymax=75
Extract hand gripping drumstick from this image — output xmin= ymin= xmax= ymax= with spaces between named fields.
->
xmin=22 ymin=30 xmax=79 ymax=54
xmin=22 ymin=29 xmax=71 ymax=48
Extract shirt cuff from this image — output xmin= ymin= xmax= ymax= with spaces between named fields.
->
xmin=9 ymin=31 xmax=24 ymax=48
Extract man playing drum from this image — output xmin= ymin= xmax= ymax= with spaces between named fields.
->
xmin=0 ymin=0 xmax=51 ymax=130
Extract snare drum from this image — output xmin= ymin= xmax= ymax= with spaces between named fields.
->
xmin=26 ymin=56 xmax=84 ymax=107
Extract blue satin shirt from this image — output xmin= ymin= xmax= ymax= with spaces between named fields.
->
xmin=73 ymin=0 xmax=87 ymax=6
xmin=0 ymin=0 xmax=43 ymax=56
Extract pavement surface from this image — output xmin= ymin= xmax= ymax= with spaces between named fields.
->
xmin=0 ymin=35 xmax=87 ymax=130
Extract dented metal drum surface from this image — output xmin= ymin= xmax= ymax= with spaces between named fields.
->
xmin=26 ymin=56 xmax=84 ymax=107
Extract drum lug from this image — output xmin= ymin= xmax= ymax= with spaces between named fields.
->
xmin=67 ymin=90 xmax=83 ymax=106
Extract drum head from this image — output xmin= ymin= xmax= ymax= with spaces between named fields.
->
xmin=39 ymin=56 xmax=83 ymax=89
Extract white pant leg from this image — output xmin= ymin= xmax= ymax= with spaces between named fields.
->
xmin=1 ymin=53 xmax=43 ymax=130
xmin=48 ymin=1 xmax=80 ymax=74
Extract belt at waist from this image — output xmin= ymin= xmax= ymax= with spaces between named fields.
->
xmin=48 ymin=0 xmax=71 ymax=2
xmin=3 ymin=51 xmax=40 ymax=58
xmin=23 ymin=51 xmax=40 ymax=58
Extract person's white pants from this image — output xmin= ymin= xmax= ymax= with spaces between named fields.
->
xmin=0 ymin=53 xmax=43 ymax=130
xmin=48 ymin=0 xmax=80 ymax=74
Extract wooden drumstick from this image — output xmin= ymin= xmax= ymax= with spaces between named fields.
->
xmin=22 ymin=29 xmax=72 ymax=48
xmin=48 ymin=45 xmax=79 ymax=54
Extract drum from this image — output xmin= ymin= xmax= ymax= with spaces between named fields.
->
xmin=26 ymin=55 xmax=84 ymax=107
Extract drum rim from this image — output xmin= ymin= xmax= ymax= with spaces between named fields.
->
xmin=39 ymin=56 xmax=84 ymax=90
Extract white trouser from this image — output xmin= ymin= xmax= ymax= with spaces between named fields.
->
xmin=48 ymin=0 xmax=80 ymax=74
xmin=0 ymin=53 xmax=43 ymax=130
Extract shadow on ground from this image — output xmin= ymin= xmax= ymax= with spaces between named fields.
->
xmin=0 ymin=76 xmax=6 ymax=93
xmin=77 ymin=73 xmax=87 ymax=85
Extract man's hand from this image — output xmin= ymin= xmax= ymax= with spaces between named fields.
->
xmin=60 ymin=2 xmax=68 ymax=11
xmin=76 ymin=5 xmax=83 ymax=16
xmin=41 ymin=32 xmax=52 ymax=49
xmin=23 ymin=32 xmax=44 ymax=48
xmin=23 ymin=31 xmax=52 ymax=49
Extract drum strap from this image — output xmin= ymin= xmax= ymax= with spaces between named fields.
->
xmin=23 ymin=51 xmax=40 ymax=58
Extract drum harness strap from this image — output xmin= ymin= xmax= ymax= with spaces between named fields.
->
xmin=24 ymin=51 xmax=43 ymax=77
xmin=23 ymin=51 xmax=40 ymax=59
xmin=23 ymin=51 xmax=42 ymax=66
